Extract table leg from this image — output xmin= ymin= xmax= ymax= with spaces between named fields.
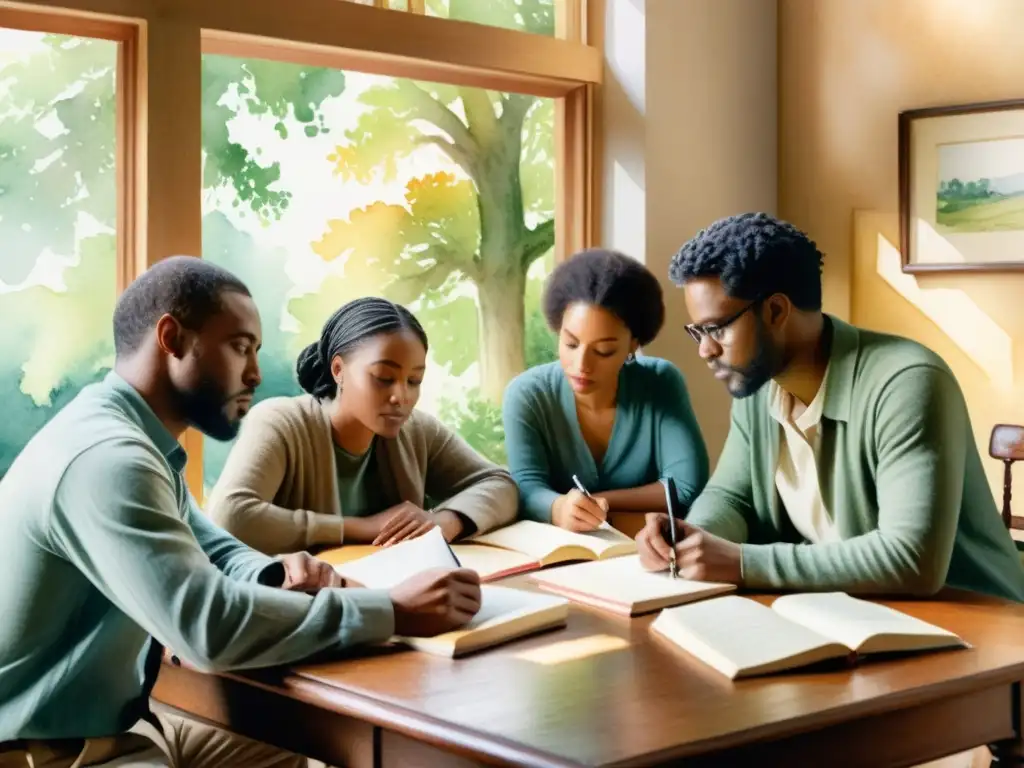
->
xmin=990 ymin=741 xmax=1024 ymax=766
xmin=990 ymin=682 xmax=1024 ymax=766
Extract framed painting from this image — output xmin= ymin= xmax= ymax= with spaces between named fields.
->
xmin=899 ymin=99 xmax=1024 ymax=273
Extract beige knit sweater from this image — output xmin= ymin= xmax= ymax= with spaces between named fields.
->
xmin=206 ymin=394 xmax=518 ymax=555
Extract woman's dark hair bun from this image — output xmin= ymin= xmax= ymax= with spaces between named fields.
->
xmin=295 ymin=297 xmax=429 ymax=400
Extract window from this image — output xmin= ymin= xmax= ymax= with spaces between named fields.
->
xmin=0 ymin=1 xmax=595 ymax=499
xmin=347 ymin=0 xmax=569 ymax=38
xmin=201 ymin=56 xmax=557 ymax=492
xmin=0 ymin=28 xmax=118 ymax=479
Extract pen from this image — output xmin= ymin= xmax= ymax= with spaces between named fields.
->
xmin=660 ymin=477 xmax=680 ymax=579
xmin=430 ymin=512 xmax=462 ymax=567
xmin=573 ymin=474 xmax=610 ymax=530
xmin=445 ymin=538 xmax=463 ymax=568
xmin=571 ymin=474 xmax=592 ymax=498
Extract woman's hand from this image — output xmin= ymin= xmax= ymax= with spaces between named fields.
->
xmin=372 ymin=502 xmax=437 ymax=547
xmin=551 ymin=489 xmax=609 ymax=532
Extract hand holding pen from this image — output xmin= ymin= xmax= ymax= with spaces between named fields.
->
xmin=550 ymin=475 xmax=609 ymax=532
xmin=660 ymin=477 xmax=680 ymax=579
xmin=635 ymin=501 xmax=744 ymax=584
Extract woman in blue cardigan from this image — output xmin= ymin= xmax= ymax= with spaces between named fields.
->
xmin=502 ymin=248 xmax=709 ymax=532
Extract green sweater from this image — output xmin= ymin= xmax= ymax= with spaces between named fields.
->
xmin=687 ymin=317 xmax=1024 ymax=602
xmin=502 ymin=357 xmax=709 ymax=521
xmin=0 ymin=373 xmax=395 ymax=741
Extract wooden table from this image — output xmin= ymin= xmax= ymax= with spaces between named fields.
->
xmin=152 ymin=585 xmax=1024 ymax=767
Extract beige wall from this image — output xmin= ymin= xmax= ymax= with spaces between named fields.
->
xmin=600 ymin=0 xmax=778 ymax=461
xmin=780 ymin=0 xmax=1024 ymax=501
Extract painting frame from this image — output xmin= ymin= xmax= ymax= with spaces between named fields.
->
xmin=899 ymin=99 xmax=1024 ymax=274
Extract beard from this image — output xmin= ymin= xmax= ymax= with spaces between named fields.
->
xmin=713 ymin=320 xmax=785 ymax=399
xmin=172 ymin=375 xmax=244 ymax=441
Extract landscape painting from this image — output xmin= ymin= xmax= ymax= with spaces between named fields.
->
xmin=936 ymin=137 xmax=1024 ymax=234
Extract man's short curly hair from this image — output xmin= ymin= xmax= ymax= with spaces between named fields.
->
xmin=668 ymin=212 xmax=824 ymax=311
xmin=112 ymin=255 xmax=251 ymax=357
xmin=543 ymin=248 xmax=664 ymax=345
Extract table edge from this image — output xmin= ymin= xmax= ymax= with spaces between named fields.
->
xmin=220 ymin=654 xmax=1024 ymax=767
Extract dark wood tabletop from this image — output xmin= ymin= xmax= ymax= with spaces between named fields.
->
xmin=155 ymin=583 xmax=1024 ymax=767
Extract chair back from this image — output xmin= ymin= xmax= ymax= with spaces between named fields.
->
xmin=990 ymin=424 xmax=1024 ymax=529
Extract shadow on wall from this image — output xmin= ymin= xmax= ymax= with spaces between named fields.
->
xmin=852 ymin=210 xmax=1023 ymax=501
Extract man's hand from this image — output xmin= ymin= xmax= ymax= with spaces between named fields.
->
xmin=551 ymin=489 xmax=609 ymax=532
xmin=389 ymin=568 xmax=482 ymax=637
xmin=373 ymin=502 xmax=436 ymax=547
xmin=636 ymin=513 xmax=742 ymax=584
xmin=279 ymin=552 xmax=345 ymax=592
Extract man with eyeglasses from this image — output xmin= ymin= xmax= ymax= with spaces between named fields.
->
xmin=635 ymin=212 xmax=1024 ymax=602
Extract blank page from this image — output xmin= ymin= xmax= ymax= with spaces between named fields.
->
xmin=473 ymin=520 xmax=632 ymax=560
xmin=770 ymin=592 xmax=963 ymax=653
xmin=334 ymin=528 xmax=459 ymax=589
xmin=398 ymin=586 xmax=570 ymax=657
xmin=530 ymin=555 xmax=734 ymax=611
xmin=450 ymin=545 xmax=537 ymax=581
xmin=464 ymin=586 xmax=568 ymax=630
xmin=652 ymin=595 xmax=845 ymax=679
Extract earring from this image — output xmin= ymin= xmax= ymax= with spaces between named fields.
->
xmin=626 ymin=352 xmax=636 ymax=364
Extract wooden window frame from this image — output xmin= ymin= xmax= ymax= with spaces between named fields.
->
xmin=0 ymin=0 xmax=600 ymax=498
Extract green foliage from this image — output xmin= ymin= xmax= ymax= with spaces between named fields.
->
xmin=521 ymin=99 xmax=555 ymax=217
xmin=416 ymin=295 xmax=479 ymax=377
xmin=287 ymin=270 xmax=378 ymax=354
xmin=0 ymin=43 xmax=342 ymax=285
xmin=437 ymin=389 xmax=508 ymax=466
xmin=202 ymin=55 xmax=345 ymax=219
xmin=525 ymin=303 xmax=557 ymax=369
xmin=319 ymin=68 xmax=556 ymax=396
xmin=523 ymin=265 xmax=556 ymax=368
xmin=310 ymin=172 xmax=483 ymax=370
xmin=937 ymin=177 xmax=996 ymax=203
xmin=0 ymin=233 xmax=115 ymax=477
xmin=328 ymin=82 xmax=421 ymax=183
xmin=0 ymin=35 xmax=116 ymax=284
xmin=429 ymin=0 xmax=556 ymax=36
xmin=0 ymin=36 xmax=341 ymax=479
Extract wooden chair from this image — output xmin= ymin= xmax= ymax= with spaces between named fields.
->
xmin=990 ymin=424 xmax=1024 ymax=530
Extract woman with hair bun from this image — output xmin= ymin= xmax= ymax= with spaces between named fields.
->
xmin=208 ymin=297 xmax=517 ymax=555
xmin=503 ymin=249 xmax=709 ymax=535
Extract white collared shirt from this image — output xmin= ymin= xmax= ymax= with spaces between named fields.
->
xmin=767 ymin=370 xmax=836 ymax=543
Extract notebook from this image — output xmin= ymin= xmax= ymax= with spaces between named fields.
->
xmin=403 ymin=585 xmax=569 ymax=658
xmin=320 ymin=542 xmax=548 ymax=582
xmin=470 ymin=520 xmax=637 ymax=573
xmin=529 ymin=555 xmax=736 ymax=616
xmin=651 ymin=592 xmax=968 ymax=680
xmin=333 ymin=528 xmax=569 ymax=656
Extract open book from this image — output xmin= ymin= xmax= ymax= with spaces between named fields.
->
xmin=333 ymin=528 xmax=569 ymax=657
xmin=651 ymin=592 xmax=968 ymax=679
xmin=529 ymin=555 xmax=735 ymax=616
xmin=318 ymin=521 xmax=635 ymax=582
xmin=319 ymin=543 xmax=538 ymax=583
xmin=467 ymin=520 xmax=637 ymax=578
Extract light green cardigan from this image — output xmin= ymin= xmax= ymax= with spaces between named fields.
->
xmin=687 ymin=317 xmax=1024 ymax=602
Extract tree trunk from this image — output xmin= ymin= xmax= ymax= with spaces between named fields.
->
xmin=476 ymin=265 xmax=527 ymax=404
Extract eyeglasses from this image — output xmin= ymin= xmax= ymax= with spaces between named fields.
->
xmin=685 ymin=300 xmax=760 ymax=345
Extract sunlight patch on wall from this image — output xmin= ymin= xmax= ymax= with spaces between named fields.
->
xmin=875 ymin=229 xmax=1013 ymax=388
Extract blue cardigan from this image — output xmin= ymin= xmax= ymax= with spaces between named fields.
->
xmin=502 ymin=357 xmax=709 ymax=522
